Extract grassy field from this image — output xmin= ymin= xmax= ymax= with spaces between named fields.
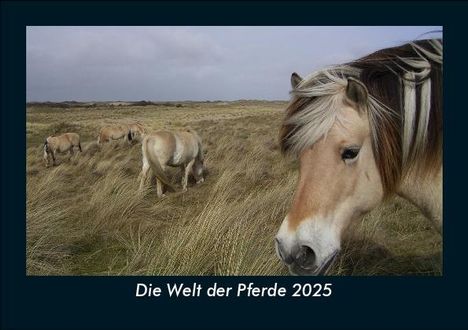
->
xmin=26 ymin=101 xmax=442 ymax=275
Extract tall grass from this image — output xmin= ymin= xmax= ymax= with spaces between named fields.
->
xmin=26 ymin=102 xmax=442 ymax=275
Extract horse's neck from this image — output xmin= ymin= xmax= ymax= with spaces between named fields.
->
xmin=397 ymin=166 xmax=442 ymax=231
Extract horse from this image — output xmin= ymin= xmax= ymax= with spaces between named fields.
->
xmin=97 ymin=124 xmax=132 ymax=144
xmin=128 ymin=122 xmax=147 ymax=142
xmin=43 ymin=132 xmax=82 ymax=167
xmin=276 ymin=39 xmax=442 ymax=275
xmin=139 ymin=129 xmax=205 ymax=197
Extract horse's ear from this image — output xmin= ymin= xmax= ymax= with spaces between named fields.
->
xmin=346 ymin=77 xmax=368 ymax=107
xmin=291 ymin=72 xmax=303 ymax=89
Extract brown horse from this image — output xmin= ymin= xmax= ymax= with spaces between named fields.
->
xmin=43 ymin=132 xmax=82 ymax=167
xmin=139 ymin=129 xmax=205 ymax=197
xmin=97 ymin=124 xmax=132 ymax=144
xmin=128 ymin=122 xmax=147 ymax=142
xmin=276 ymin=39 xmax=442 ymax=275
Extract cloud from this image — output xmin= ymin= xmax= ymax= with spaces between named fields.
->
xmin=26 ymin=26 xmax=442 ymax=101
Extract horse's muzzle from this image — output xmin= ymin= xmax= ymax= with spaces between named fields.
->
xmin=275 ymin=238 xmax=337 ymax=275
xmin=276 ymin=239 xmax=317 ymax=272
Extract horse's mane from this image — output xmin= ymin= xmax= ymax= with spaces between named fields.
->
xmin=279 ymin=39 xmax=442 ymax=195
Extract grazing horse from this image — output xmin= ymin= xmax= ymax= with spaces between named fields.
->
xmin=128 ymin=122 xmax=147 ymax=142
xmin=139 ymin=129 xmax=205 ymax=197
xmin=43 ymin=132 xmax=82 ymax=167
xmin=276 ymin=39 xmax=442 ymax=275
xmin=97 ymin=124 xmax=132 ymax=144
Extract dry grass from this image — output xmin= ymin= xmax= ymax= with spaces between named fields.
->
xmin=26 ymin=101 xmax=442 ymax=275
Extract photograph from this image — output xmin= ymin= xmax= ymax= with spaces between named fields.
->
xmin=26 ymin=26 xmax=442 ymax=276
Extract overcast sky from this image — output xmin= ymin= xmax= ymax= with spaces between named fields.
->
xmin=26 ymin=26 xmax=442 ymax=102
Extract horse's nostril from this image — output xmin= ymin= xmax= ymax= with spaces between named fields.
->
xmin=295 ymin=245 xmax=317 ymax=269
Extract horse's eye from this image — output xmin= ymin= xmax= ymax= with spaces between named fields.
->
xmin=341 ymin=148 xmax=360 ymax=160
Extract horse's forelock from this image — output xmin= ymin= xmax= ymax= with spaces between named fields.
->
xmin=279 ymin=70 xmax=350 ymax=156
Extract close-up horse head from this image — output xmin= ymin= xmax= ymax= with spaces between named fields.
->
xmin=276 ymin=39 xmax=443 ymax=275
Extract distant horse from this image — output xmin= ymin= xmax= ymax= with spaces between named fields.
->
xmin=139 ymin=129 xmax=205 ymax=197
xmin=276 ymin=39 xmax=442 ymax=275
xmin=128 ymin=122 xmax=147 ymax=142
xmin=43 ymin=132 xmax=82 ymax=167
xmin=97 ymin=124 xmax=132 ymax=144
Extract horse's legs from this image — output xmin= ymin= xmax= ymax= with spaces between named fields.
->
xmin=43 ymin=146 xmax=49 ymax=167
xmin=44 ymin=153 xmax=50 ymax=167
xmin=182 ymin=159 xmax=195 ymax=192
xmin=139 ymin=162 xmax=150 ymax=190
xmin=156 ymin=163 xmax=168 ymax=197
xmin=156 ymin=179 xmax=166 ymax=198
xmin=179 ymin=165 xmax=185 ymax=185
